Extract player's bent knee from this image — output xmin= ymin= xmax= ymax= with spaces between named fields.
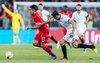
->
xmin=33 ymin=41 xmax=38 ymax=46
xmin=78 ymin=34 xmax=83 ymax=39
xmin=72 ymin=41 xmax=78 ymax=48
xmin=60 ymin=39 xmax=66 ymax=46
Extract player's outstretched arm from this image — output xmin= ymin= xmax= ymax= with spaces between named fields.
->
xmin=27 ymin=26 xmax=40 ymax=30
xmin=69 ymin=20 xmax=76 ymax=38
xmin=1 ymin=4 xmax=13 ymax=16
xmin=39 ymin=18 xmax=54 ymax=26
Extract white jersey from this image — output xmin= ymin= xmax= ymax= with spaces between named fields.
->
xmin=54 ymin=14 xmax=78 ymax=43
xmin=37 ymin=10 xmax=50 ymax=21
xmin=72 ymin=11 xmax=88 ymax=35
xmin=54 ymin=14 xmax=72 ymax=30
xmin=72 ymin=10 xmax=88 ymax=24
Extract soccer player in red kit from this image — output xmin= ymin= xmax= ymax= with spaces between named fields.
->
xmin=61 ymin=5 xmax=73 ymax=48
xmin=27 ymin=4 xmax=56 ymax=60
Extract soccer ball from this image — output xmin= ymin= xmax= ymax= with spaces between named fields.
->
xmin=6 ymin=51 xmax=13 ymax=59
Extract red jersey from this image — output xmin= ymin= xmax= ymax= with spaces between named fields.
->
xmin=32 ymin=12 xmax=48 ymax=31
xmin=61 ymin=11 xmax=72 ymax=18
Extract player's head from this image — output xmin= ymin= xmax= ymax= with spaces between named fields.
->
xmin=52 ymin=10 xmax=60 ymax=20
xmin=14 ymin=9 xmax=18 ymax=14
xmin=76 ymin=4 xmax=82 ymax=11
xmin=63 ymin=5 xmax=68 ymax=13
xmin=30 ymin=4 xmax=38 ymax=15
xmin=38 ymin=3 xmax=43 ymax=11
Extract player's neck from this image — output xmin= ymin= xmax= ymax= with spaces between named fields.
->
xmin=40 ymin=9 xmax=43 ymax=12
xmin=77 ymin=10 xmax=81 ymax=14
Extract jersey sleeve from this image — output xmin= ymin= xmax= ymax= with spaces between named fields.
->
xmin=19 ymin=14 xmax=24 ymax=26
xmin=84 ymin=11 xmax=89 ymax=17
xmin=5 ymin=8 xmax=14 ymax=16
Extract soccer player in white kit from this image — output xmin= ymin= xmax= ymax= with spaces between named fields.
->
xmin=72 ymin=4 xmax=97 ymax=53
xmin=38 ymin=10 xmax=97 ymax=60
xmin=37 ymin=3 xmax=60 ymax=49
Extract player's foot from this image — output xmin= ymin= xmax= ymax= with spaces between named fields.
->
xmin=92 ymin=48 xmax=97 ymax=53
xmin=49 ymin=55 xmax=57 ymax=60
xmin=57 ymin=41 xmax=60 ymax=49
xmin=70 ymin=45 xmax=73 ymax=48
xmin=58 ymin=57 xmax=67 ymax=60
xmin=83 ymin=48 xmax=87 ymax=53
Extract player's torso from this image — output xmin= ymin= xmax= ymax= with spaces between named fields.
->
xmin=38 ymin=10 xmax=49 ymax=21
xmin=57 ymin=14 xmax=72 ymax=30
xmin=74 ymin=11 xmax=86 ymax=24
xmin=12 ymin=14 xmax=20 ymax=27
xmin=32 ymin=12 xmax=48 ymax=31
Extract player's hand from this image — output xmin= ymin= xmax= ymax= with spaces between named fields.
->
xmin=27 ymin=26 xmax=31 ymax=30
xmin=1 ymin=4 xmax=6 ymax=9
xmin=36 ymin=23 xmax=42 ymax=28
xmin=69 ymin=33 xmax=74 ymax=38
xmin=84 ymin=21 xmax=88 ymax=24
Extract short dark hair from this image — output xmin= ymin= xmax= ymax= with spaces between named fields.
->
xmin=30 ymin=4 xmax=38 ymax=11
xmin=76 ymin=4 xmax=82 ymax=7
xmin=63 ymin=5 xmax=68 ymax=8
xmin=51 ymin=10 xmax=59 ymax=17
xmin=39 ymin=3 xmax=43 ymax=6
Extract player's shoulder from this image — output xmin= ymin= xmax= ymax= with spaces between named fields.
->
xmin=60 ymin=14 xmax=70 ymax=19
xmin=42 ymin=10 xmax=49 ymax=13
xmin=81 ymin=10 xmax=87 ymax=13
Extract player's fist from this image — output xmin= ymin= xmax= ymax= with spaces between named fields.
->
xmin=69 ymin=33 xmax=74 ymax=38
xmin=27 ymin=26 xmax=31 ymax=30
xmin=1 ymin=4 xmax=6 ymax=9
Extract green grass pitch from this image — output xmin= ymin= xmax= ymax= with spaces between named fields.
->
xmin=0 ymin=44 xmax=100 ymax=63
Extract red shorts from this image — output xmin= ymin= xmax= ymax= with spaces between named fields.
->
xmin=62 ymin=26 xmax=67 ymax=35
xmin=34 ymin=29 xmax=49 ymax=44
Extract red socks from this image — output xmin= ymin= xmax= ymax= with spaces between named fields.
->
xmin=43 ymin=45 xmax=55 ymax=56
xmin=67 ymin=42 xmax=70 ymax=46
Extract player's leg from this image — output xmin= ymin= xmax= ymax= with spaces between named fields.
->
xmin=49 ymin=33 xmax=60 ymax=49
xmin=77 ymin=26 xmax=87 ymax=53
xmin=41 ymin=31 xmax=56 ymax=60
xmin=62 ymin=26 xmax=72 ymax=47
xmin=58 ymin=39 xmax=68 ymax=60
xmin=72 ymin=40 xmax=97 ymax=53
xmin=79 ymin=34 xmax=85 ymax=44
xmin=13 ymin=28 xmax=19 ymax=44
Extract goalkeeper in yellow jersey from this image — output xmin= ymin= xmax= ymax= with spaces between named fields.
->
xmin=2 ymin=4 xmax=25 ymax=45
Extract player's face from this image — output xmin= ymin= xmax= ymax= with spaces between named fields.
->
xmin=63 ymin=7 xmax=68 ymax=12
xmin=76 ymin=6 xmax=82 ymax=11
xmin=38 ymin=5 xmax=43 ymax=11
xmin=14 ymin=10 xmax=18 ymax=14
xmin=54 ymin=15 xmax=60 ymax=20
xmin=30 ymin=9 xmax=35 ymax=15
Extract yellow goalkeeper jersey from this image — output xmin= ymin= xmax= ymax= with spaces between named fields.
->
xmin=5 ymin=8 xmax=24 ymax=31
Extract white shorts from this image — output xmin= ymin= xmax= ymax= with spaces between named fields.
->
xmin=76 ymin=24 xmax=86 ymax=35
xmin=63 ymin=29 xmax=78 ymax=43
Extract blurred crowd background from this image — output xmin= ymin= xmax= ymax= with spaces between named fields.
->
xmin=0 ymin=0 xmax=100 ymax=30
